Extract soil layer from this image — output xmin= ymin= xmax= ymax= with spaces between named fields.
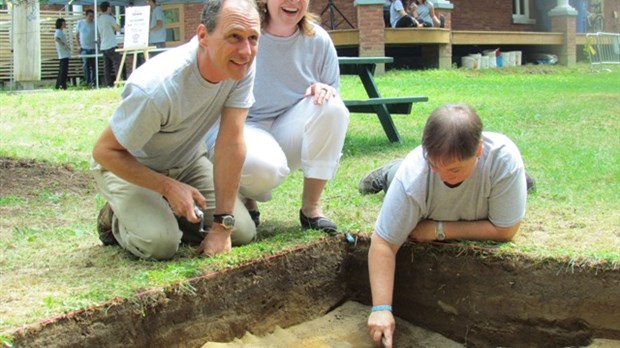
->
xmin=8 ymin=238 xmax=620 ymax=348
xmin=3 ymin=158 xmax=619 ymax=347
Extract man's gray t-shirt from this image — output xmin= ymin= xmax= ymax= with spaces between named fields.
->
xmin=108 ymin=36 xmax=255 ymax=172
xmin=149 ymin=6 xmax=166 ymax=44
xmin=76 ymin=19 xmax=96 ymax=49
xmin=375 ymin=132 xmax=527 ymax=246
xmin=97 ymin=13 xmax=118 ymax=50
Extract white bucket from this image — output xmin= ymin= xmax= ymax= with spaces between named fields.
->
xmin=461 ymin=56 xmax=475 ymax=69
xmin=501 ymin=52 xmax=514 ymax=67
xmin=468 ymin=54 xmax=481 ymax=69
xmin=486 ymin=52 xmax=497 ymax=68
xmin=512 ymin=51 xmax=522 ymax=66
xmin=480 ymin=55 xmax=490 ymax=69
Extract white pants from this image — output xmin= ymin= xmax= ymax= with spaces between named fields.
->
xmin=206 ymin=96 xmax=349 ymax=202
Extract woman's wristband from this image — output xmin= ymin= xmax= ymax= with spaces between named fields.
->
xmin=371 ymin=305 xmax=392 ymax=312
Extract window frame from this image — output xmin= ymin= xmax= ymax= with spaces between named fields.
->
xmin=162 ymin=4 xmax=184 ymax=47
xmin=512 ymin=0 xmax=536 ymax=25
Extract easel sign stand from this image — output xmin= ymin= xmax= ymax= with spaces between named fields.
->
xmin=114 ymin=46 xmax=155 ymax=85
xmin=114 ymin=5 xmax=151 ymax=86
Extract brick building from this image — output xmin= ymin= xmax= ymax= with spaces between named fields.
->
xmin=2 ymin=0 xmax=619 ymax=86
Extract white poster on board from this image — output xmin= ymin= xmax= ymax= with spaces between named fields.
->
xmin=124 ymin=6 xmax=150 ymax=49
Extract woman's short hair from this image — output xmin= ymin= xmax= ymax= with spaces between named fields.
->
xmin=55 ymin=18 xmax=65 ymax=29
xmin=422 ymin=103 xmax=483 ymax=165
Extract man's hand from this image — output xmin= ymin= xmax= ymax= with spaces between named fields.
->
xmin=162 ymin=180 xmax=206 ymax=223
xmin=408 ymin=219 xmax=437 ymax=242
xmin=368 ymin=310 xmax=395 ymax=347
xmin=196 ymin=224 xmax=232 ymax=256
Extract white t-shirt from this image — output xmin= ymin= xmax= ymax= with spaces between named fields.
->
xmin=389 ymin=0 xmax=406 ymax=27
xmin=415 ymin=1 xmax=435 ymax=25
xmin=108 ymin=37 xmax=255 ymax=172
xmin=375 ymin=132 xmax=527 ymax=246
xmin=247 ymin=24 xmax=339 ymax=121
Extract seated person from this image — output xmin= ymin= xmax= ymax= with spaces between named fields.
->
xmin=205 ymin=0 xmax=350 ymax=234
xmin=410 ymin=0 xmax=445 ymax=28
xmin=363 ymin=103 xmax=532 ymax=346
xmin=383 ymin=0 xmax=391 ymax=27
xmin=389 ymin=0 xmax=420 ymax=28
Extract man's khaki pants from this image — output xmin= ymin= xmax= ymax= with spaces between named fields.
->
xmin=92 ymin=155 xmax=256 ymax=260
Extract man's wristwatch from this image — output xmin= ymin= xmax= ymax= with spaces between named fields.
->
xmin=213 ymin=213 xmax=235 ymax=230
xmin=435 ymin=221 xmax=445 ymax=241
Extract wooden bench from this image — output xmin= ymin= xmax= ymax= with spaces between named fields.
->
xmin=344 ymin=96 xmax=428 ymax=114
xmin=338 ymin=56 xmax=428 ymax=143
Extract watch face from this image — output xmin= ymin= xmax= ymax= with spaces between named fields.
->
xmin=436 ymin=231 xmax=445 ymax=241
xmin=222 ymin=215 xmax=235 ymax=229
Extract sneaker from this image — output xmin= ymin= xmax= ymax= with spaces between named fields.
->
xmin=439 ymin=15 xmax=446 ymax=28
xmin=97 ymin=203 xmax=118 ymax=246
xmin=525 ymin=172 xmax=537 ymax=193
xmin=359 ymin=166 xmax=387 ymax=195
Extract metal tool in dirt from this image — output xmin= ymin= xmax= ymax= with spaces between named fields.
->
xmin=194 ymin=205 xmax=207 ymax=234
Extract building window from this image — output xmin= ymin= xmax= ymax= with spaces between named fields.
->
xmin=513 ymin=0 xmax=536 ymax=24
xmin=162 ymin=4 xmax=184 ymax=47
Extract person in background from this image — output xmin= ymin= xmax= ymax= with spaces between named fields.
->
xmin=409 ymin=0 xmax=444 ymax=28
xmin=389 ymin=0 xmax=420 ymax=28
xmin=363 ymin=103 xmax=530 ymax=347
xmin=97 ymin=1 xmax=122 ymax=87
xmin=383 ymin=0 xmax=391 ymax=27
xmin=92 ymin=0 xmax=260 ymax=260
xmin=147 ymin=0 xmax=166 ymax=50
xmin=54 ymin=18 xmax=71 ymax=90
xmin=205 ymin=0 xmax=350 ymax=234
xmin=136 ymin=0 xmax=167 ymax=66
xmin=76 ymin=9 xmax=97 ymax=87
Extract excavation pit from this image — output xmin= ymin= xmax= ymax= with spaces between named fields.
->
xmin=8 ymin=237 xmax=620 ymax=347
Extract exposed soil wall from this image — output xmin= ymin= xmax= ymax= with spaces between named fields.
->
xmin=10 ymin=240 xmax=350 ymax=348
xmin=346 ymin=240 xmax=620 ymax=347
xmin=9 ymin=237 xmax=620 ymax=348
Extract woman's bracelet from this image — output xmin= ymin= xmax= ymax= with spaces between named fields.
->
xmin=371 ymin=305 xmax=393 ymax=312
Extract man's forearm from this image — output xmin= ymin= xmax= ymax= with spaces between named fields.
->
xmin=213 ymin=139 xmax=245 ymax=214
xmin=441 ymin=220 xmax=520 ymax=242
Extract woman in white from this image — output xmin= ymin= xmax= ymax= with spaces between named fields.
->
xmin=206 ymin=0 xmax=349 ymax=233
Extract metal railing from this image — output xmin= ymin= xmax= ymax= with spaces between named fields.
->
xmin=585 ymin=32 xmax=620 ymax=72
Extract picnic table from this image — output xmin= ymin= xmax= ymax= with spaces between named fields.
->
xmin=338 ymin=56 xmax=428 ymax=143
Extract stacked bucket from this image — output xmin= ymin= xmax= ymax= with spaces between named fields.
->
xmin=461 ymin=49 xmax=522 ymax=69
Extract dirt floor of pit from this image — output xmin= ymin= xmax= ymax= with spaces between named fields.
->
xmin=201 ymin=301 xmax=620 ymax=348
xmin=202 ymin=301 xmax=463 ymax=348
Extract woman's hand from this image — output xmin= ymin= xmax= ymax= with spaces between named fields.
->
xmin=305 ymin=83 xmax=337 ymax=105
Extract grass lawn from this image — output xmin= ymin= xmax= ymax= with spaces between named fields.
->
xmin=0 ymin=63 xmax=619 ymax=340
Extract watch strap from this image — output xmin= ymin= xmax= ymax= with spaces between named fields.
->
xmin=436 ymin=221 xmax=445 ymax=241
